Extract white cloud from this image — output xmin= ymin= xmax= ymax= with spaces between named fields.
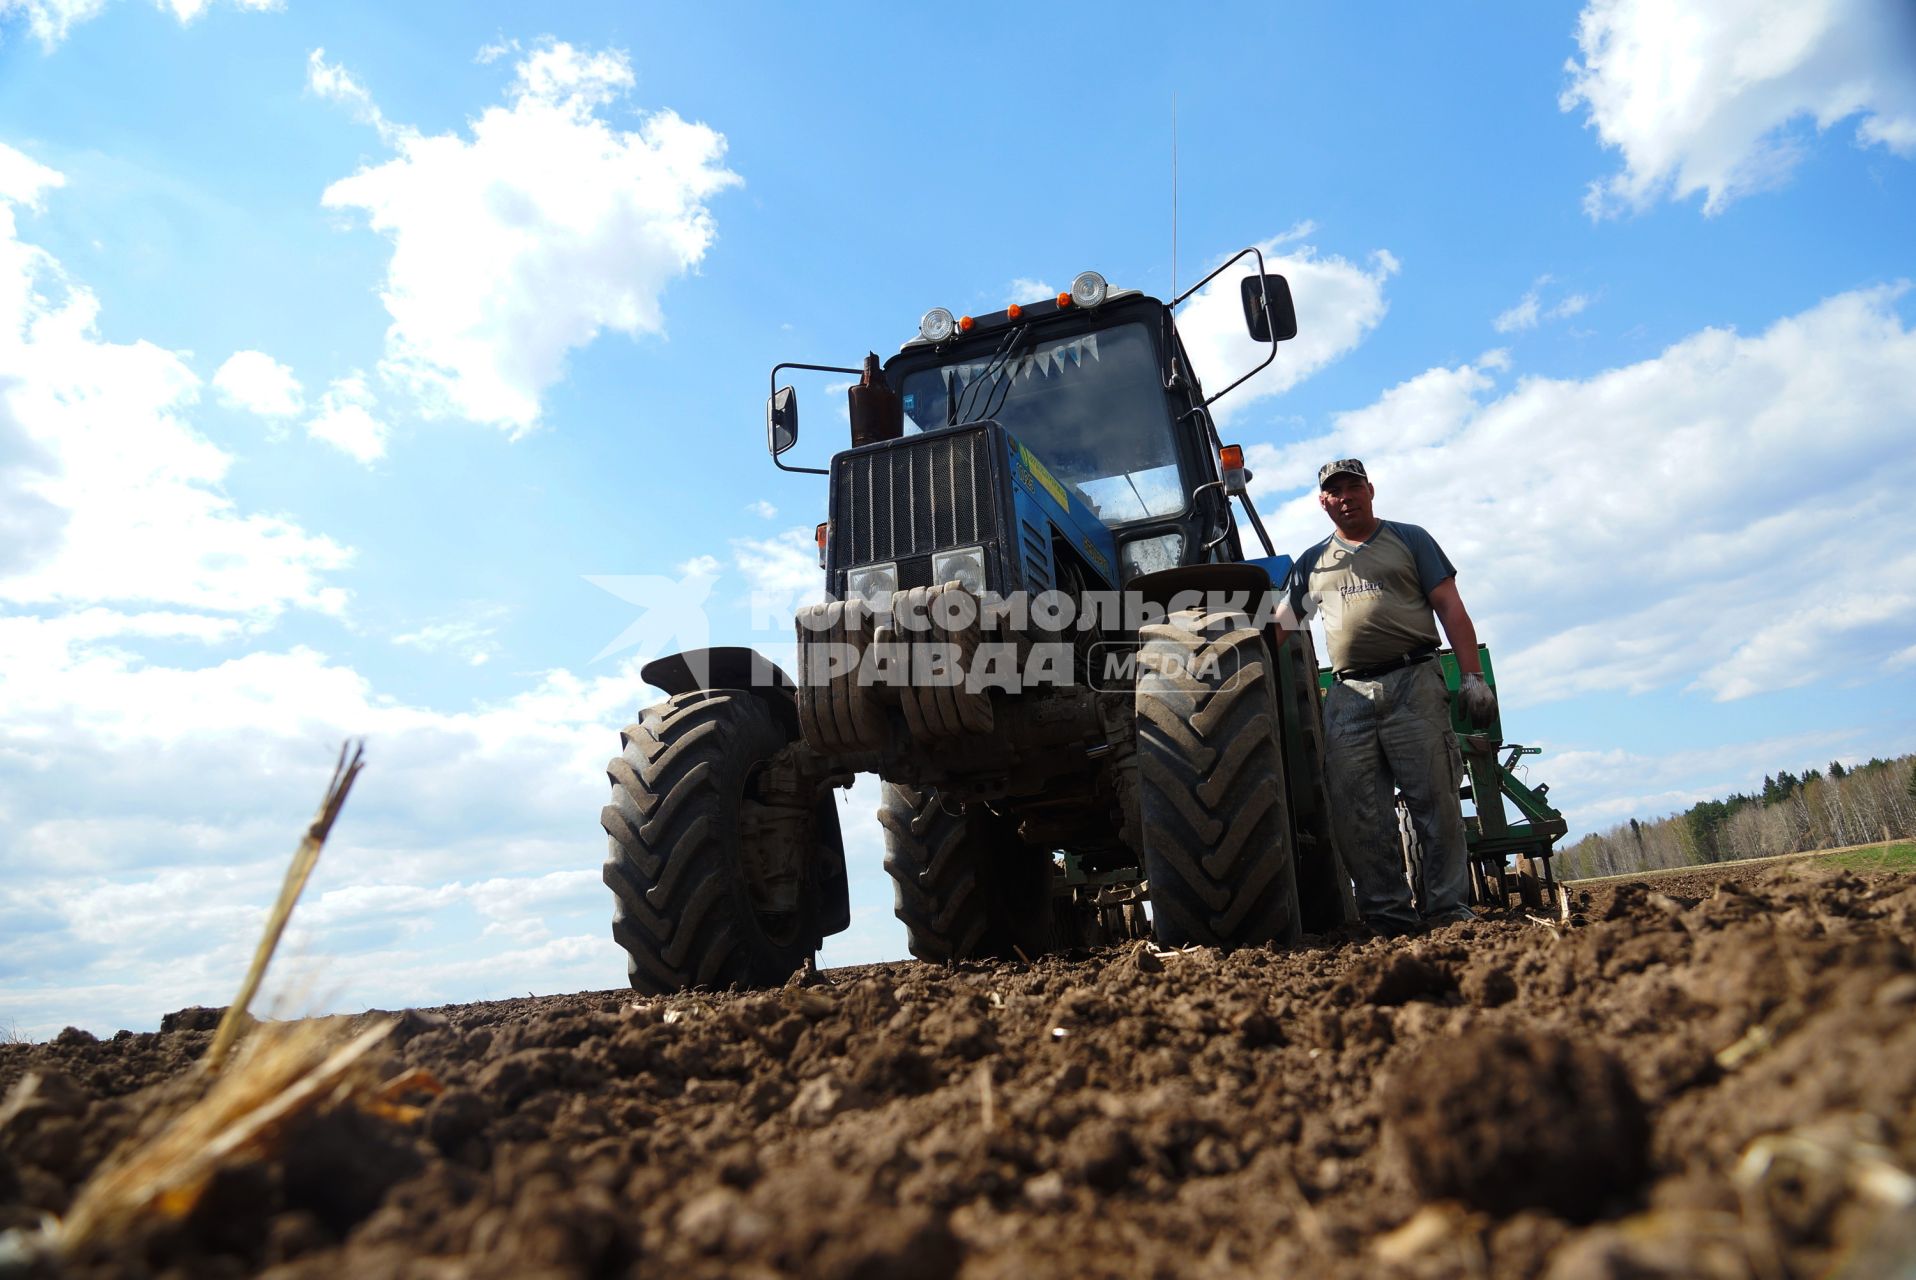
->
xmin=0 ymin=607 xmax=251 ymax=653
xmin=1174 ymin=234 xmax=1397 ymax=426
xmin=305 ymin=47 xmax=399 ymax=144
xmin=305 ymin=372 xmax=389 ymax=463
xmin=1494 ymin=292 xmax=1542 ymax=334
xmin=159 ymin=0 xmax=276 ymax=20
xmin=475 ymin=37 xmax=521 ymax=65
xmin=1563 ymin=0 xmax=1916 ymax=215
xmin=1550 ymin=293 xmax=1591 ymax=321
xmin=0 ymin=0 xmax=103 ymax=46
xmin=392 ymin=605 xmax=507 ymax=667
xmin=314 ymin=40 xmax=742 ymax=435
xmin=1 ymin=157 xmax=350 ymax=615
xmin=212 ymin=349 xmax=304 ymax=418
xmin=0 ymin=0 xmax=275 ymax=50
xmin=733 ymin=526 xmax=822 ymax=603
xmin=1254 ymin=284 xmax=1916 ymax=706
xmin=0 ymin=143 xmax=64 ymax=206
xmin=1006 ymin=277 xmax=1055 ymax=305
xmin=747 ymin=499 xmax=777 ymax=519
xmin=1493 ymin=276 xmax=1594 ymax=333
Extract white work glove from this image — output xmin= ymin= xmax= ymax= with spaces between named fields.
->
xmin=1457 ymin=672 xmax=1498 ymax=729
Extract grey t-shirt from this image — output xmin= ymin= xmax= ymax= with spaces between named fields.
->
xmin=1287 ymin=520 xmax=1457 ymax=672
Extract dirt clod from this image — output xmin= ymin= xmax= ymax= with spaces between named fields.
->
xmin=1385 ymin=1029 xmax=1648 ymax=1219
xmin=1464 ymin=966 xmax=1519 ymax=1007
xmin=1366 ymin=952 xmax=1456 ymax=1005
xmin=157 ymin=1006 xmax=227 ymax=1034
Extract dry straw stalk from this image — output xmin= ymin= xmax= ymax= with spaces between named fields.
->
xmin=206 ymin=740 xmax=366 ymax=1070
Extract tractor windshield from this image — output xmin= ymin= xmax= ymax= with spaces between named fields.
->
xmin=897 ymin=321 xmax=1184 ymax=524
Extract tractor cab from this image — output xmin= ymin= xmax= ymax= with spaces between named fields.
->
xmin=885 ymin=283 xmax=1219 ymax=583
xmin=769 ymin=259 xmax=1297 ymax=603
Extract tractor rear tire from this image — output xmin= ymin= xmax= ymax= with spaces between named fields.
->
xmin=1135 ymin=608 xmax=1301 ymax=949
xmin=602 ymin=691 xmax=820 ymax=994
xmin=880 ymin=783 xmax=1054 ymax=962
xmin=1279 ymin=634 xmax=1357 ymax=933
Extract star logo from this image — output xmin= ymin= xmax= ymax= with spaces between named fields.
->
xmin=584 ymin=561 xmax=721 ymax=664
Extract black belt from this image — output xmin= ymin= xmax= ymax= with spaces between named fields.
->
xmin=1335 ymin=649 xmax=1436 ymax=682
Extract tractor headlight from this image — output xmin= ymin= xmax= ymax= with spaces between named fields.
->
xmin=919 ymin=308 xmax=956 ymax=343
xmin=1070 ymin=271 xmax=1108 ymax=308
xmin=846 ymin=561 xmax=898 ymax=607
xmin=932 ymin=545 xmax=987 ymax=595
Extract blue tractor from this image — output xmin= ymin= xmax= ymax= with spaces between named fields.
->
xmin=601 ymin=251 xmax=1357 ymax=993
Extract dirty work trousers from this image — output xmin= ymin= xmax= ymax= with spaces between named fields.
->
xmin=1323 ymin=660 xmax=1470 ymax=933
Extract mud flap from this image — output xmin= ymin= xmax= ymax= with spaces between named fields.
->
xmin=814 ymin=789 xmax=850 ymax=937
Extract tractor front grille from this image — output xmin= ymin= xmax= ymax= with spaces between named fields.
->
xmin=831 ymin=427 xmax=999 ymax=570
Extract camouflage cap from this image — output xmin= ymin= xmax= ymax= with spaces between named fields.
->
xmin=1317 ymin=458 xmax=1369 ymax=488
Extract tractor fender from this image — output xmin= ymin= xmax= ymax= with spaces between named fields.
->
xmin=640 ymin=647 xmax=801 ymax=737
xmin=1126 ymin=559 xmax=1293 ymax=649
xmin=1126 ymin=558 xmax=1310 ymax=689
xmin=639 ymin=647 xmax=850 ymax=937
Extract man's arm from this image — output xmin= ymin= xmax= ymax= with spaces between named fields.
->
xmin=1276 ymin=545 xmax=1323 ymax=632
xmin=1273 ymin=589 xmax=1316 ymax=632
xmin=1428 ymin=576 xmax=1498 ymax=728
xmin=1426 ymin=577 xmax=1481 ymax=675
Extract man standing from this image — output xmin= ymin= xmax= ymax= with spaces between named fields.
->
xmin=1283 ymin=459 xmax=1496 ymax=935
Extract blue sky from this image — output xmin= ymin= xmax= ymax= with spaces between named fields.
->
xmin=2 ymin=0 xmax=1913 ymax=1036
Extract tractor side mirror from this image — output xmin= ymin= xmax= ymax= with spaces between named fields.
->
xmin=767 ymin=386 xmax=798 ymax=456
xmin=1241 ymin=274 xmax=1298 ymax=343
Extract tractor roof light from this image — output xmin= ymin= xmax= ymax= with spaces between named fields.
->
xmin=1070 ymin=270 xmax=1108 ymax=308
xmin=919 ymin=308 xmax=956 ymax=343
xmin=1219 ymin=444 xmax=1250 ymax=496
xmin=959 ymin=314 xmax=976 ymax=333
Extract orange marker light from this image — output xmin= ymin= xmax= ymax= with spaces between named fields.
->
xmin=1007 ymin=303 xmax=1023 ymax=320
xmin=1220 ymin=445 xmax=1244 ymax=471
xmin=959 ymin=315 xmax=976 ymax=332
xmin=814 ymin=522 xmax=829 ymax=567
xmin=1057 ymin=292 xmax=1073 ymax=308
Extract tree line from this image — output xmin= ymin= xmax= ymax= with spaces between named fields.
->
xmin=1556 ymin=753 xmax=1916 ymax=880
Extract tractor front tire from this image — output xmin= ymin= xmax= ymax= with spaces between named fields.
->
xmin=880 ymin=783 xmax=1053 ymax=962
xmin=1135 ymin=609 xmax=1301 ymax=949
xmin=602 ymin=690 xmax=820 ymax=994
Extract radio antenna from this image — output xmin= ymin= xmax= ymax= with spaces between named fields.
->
xmin=1171 ymin=94 xmax=1179 ymax=302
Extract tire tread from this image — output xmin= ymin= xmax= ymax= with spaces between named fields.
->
xmin=1136 ymin=609 xmax=1301 ymax=948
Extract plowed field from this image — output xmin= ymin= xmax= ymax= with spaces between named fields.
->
xmin=5 ymin=854 xmax=1915 ymax=1279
